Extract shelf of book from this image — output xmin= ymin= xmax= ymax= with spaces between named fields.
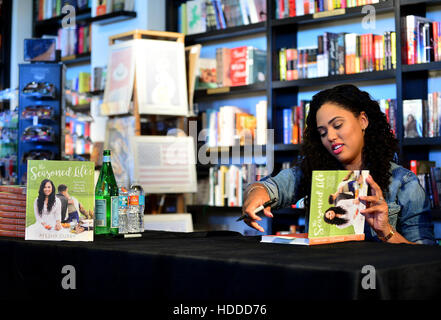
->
xmin=61 ymin=52 xmax=91 ymax=65
xmin=194 ymin=82 xmax=266 ymax=100
xmin=185 ymin=22 xmax=266 ymax=44
xmin=402 ymin=137 xmax=441 ymax=146
xmin=400 ymin=0 xmax=441 ymax=6
xmin=402 ymin=61 xmax=441 ymax=73
xmin=90 ymin=10 xmax=137 ymax=25
xmin=271 ymin=0 xmax=394 ymax=27
xmin=272 ymin=69 xmax=396 ymax=89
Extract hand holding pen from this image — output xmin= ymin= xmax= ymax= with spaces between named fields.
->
xmin=239 ymin=184 xmax=275 ymax=233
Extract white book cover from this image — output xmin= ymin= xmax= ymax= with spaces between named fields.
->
xmin=403 ymin=99 xmax=424 ymax=138
xmin=186 ymin=0 xmax=207 ymax=35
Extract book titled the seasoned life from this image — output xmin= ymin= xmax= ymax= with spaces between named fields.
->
xmin=25 ymin=160 xmax=95 ymax=242
xmin=261 ymin=170 xmax=369 ymax=245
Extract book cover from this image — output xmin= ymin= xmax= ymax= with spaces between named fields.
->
xmin=25 ymin=160 xmax=95 ymax=242
xmin=403 ymin=99 xmax=424 ymax=138
xmin=261 ymin=170 xmax=369 ymax=245
xmin=230 ymin=46 xmax=248 ymax=86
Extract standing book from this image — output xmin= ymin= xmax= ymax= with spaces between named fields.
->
xmin=25 ymin=160 xmax=95 ymax=242
xmin=261 ymin=170 xmax=369 ymax=245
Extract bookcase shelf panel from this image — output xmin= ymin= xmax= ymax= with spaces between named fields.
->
xmin=185 ymin=22 xmax=266 ymax=44
xmin=61 ymin=52 xmax=91 ymax=65
xmin=271 ymin=0 xmax=395 ymax=27
xmin=402 ymin=61 xmax=441 ymax=72
xmin=91 ymin=11 xmax=137 ymax=25
xmin=403 ymin=137 xmax=441 ymax=146
xmin=272 ymin=70 xmax=396 ymax=89
xmin=194 ymin=82 xmax=266 ymax=100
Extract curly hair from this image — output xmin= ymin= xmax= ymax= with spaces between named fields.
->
xmin=299 ymin=84 xmax=398 ymax=207
xmin=37 ymin=179 xmax=56 ymax=217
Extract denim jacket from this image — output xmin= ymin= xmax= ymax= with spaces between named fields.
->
xmin=259 ymin=162 xmax=436 ymax=245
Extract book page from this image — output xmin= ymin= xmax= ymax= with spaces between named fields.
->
xmin=308 ymin=170 xmax=369 ymax=239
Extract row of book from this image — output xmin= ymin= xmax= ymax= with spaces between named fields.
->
xmin=282 ymin=101 xmax=309 ymax=145
xmin=279 ymin=31 xmax=396 ymax=81
xmin=95 ymin=0 xmax=134 ymax=16
xmin=0 ymin=186 xmax=26 ymax=238
xmin=201 ymin=101 xmax=267 ymax=147
xmin=402 ymin=15 xmax=441 ymax=65
xmin=411 ymin=160 xmax=441 ymax=210
xmin=403 ymin=93 xmax=441 ymax=139
xmin=36 ymin=0 xmax=89 ymax=21
xmin=178 ymin=0 xmax=266 ymax=35
xmin=197 ymin=46 xmax=266 ymax=89
xmin=208 ymin=164 xmax=268 ymax=207
xmin=65 ymin=115 xmax=93 ymax=157
xmin=282 ymin=98 xmax=397 ymax=145
xmin=275 ymin=0 xmax=384 ymax=19
xmin=57 ymin=24 xmax=91 ymax=58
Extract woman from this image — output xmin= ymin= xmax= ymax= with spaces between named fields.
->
xmin=242 ymin=84 xmax=435 ymax=245
xmin=34 ymin=179 xmax=62 ymax=231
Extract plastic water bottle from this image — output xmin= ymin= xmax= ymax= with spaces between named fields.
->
xmin=127 ymin=187 xmax=139 ymax=233
xmin=129 ymin=183 xmax=145 ymax=233
xmin=118 ymin=184 xmax=129 ymax=234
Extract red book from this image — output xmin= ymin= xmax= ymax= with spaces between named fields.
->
xmin=229 ymin=46 xmax=248 ymax=87
xmin=0 ymin=211 xmax=26 ymax=219
xmin=289 ymin=0 xmax=296 ymax=17
xmin=0 ymin=224 xmax=25 ymax=232
xmin=0 ymin=229 xmax=25 ymax=238
xmin=0 ymin=217 xmax=26 ymax=225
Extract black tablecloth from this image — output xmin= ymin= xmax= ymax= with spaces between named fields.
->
xmin=1 ymin=231 xmax=441 ymax=301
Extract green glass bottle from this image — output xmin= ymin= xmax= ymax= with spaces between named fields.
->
xmin=94 ymin=150 xmax=119 ymax=235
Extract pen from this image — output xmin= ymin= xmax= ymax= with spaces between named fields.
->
xmin=237 ymin=198 xmax=277 ymax=221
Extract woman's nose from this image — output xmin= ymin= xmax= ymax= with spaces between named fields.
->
xmin=327 ymin=128 xmax=337 ymax=142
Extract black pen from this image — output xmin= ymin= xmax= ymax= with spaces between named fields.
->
xmin=237 ymin=198 xmax=277 ymax=221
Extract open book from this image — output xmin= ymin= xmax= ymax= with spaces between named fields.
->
xmin=261 ymin=170 xmax=369 ymax=245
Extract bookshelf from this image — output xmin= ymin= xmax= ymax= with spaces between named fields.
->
xmin=166 ymin=0 xmax=441 ymax=231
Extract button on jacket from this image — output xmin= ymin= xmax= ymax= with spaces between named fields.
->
xmin=258 ymin=162 xmax=436 ymax=245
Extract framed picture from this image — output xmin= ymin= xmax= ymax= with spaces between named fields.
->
xmin=135 ymin=40 xmax=188 ymax=116
xmin=101 ymin=40 xmax=136 ymax=115
xmin=131 ymin=136 xmax=197 ymax=193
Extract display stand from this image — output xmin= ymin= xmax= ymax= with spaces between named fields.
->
xmin=107 ymin=30 xmax=188 ymax=214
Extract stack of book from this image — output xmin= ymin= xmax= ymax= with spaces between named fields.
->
xmin=0 ymin=186 xmax=26 ymax=238
xmin=178 ymin=0 xmax=267 ymax=35
xmin=410 ymin=160 xmax=441 ymax=210
xmin=275 ymin=0 xmax=386 ymax=19
xmin=402 ymin=15 xmax=441 ymax=65
xmin=282 ymin=100 xmax=310 ymax=145
xmin=208 ymin=164 xmax=268 ymax=207
xmin=197 ymin=46 xmax=266 ymax=89
xmin=403 ymin=93 xmax=441 ymax=138
xmin=201 ymin=101 xmax=267 ymax=147
xmin=279 ymin=31 xmax=396 ymax=80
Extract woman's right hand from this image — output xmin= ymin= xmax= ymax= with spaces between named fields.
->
xmin=242 ymin=183 xmax=273 ymax=232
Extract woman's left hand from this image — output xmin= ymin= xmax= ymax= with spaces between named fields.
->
xmin=358 ymin=175 xmax=391 ymax=237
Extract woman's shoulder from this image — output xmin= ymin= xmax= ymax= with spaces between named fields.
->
xmin=389 ymin=161 xmax=418 ymax=184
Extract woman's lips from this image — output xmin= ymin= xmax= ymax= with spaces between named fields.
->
xmin=332 ymin=143 xmax=344 ymax=155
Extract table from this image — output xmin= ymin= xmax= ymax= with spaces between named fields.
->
xmin=1 ymin=231 xmax=441 ymax=301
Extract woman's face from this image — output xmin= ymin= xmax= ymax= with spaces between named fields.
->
xmin=325 ymin=210 xmax=336 ymax=220
xmin=43 ymin=181 xmax=53 ymax=197
xmin=316 ymin=102 xmax=368 ymax=170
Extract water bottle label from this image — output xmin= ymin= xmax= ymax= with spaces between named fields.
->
xmin=95 ymin=199 xmax=106 ymax=227
xmin=111 ymin=196 xmax=119 ymax=228
xmin=129 ymin=195 xmax=139 ymax=205
xmin=119 ymin=195 xmax=128 ymax=207
xmin=103 ymin=155 xmax=111 ymax=162
xmin=139 ymin=195 xmax=145 ymax=206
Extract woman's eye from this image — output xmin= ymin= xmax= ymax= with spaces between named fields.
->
xmin=319 ymin=131 xmax=326 ymax=137
xmin=334 ymin=123 xmax=342 ymax=129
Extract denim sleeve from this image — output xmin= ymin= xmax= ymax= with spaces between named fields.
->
xmin=257 ymin=166 xmax=303 ymax=210
xmin=397 ymin=172 xmax=436 ymax=245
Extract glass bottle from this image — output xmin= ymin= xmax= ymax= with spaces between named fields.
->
xmin=94 ymin=150 xmax=119 ymax=235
